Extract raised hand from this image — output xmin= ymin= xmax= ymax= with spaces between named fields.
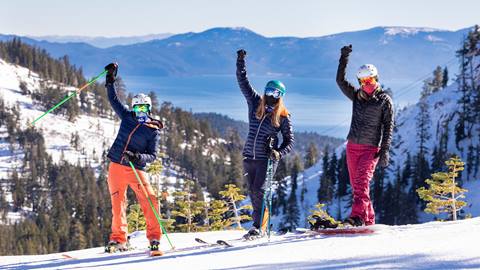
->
xmin=104 ymin=62 xmax=118 ymax=84
xmin=237 ymin=49 xmax=247 ymax=60
xmin=340 ymin=44 xmax=352 ymax=56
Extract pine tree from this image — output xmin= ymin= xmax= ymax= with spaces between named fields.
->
xmin=413 ymin=87 xmax=432 ymax=201
xmin=208 ymin=199 xmax=229 ymax=230
xmin=430 ymin=66 xmax=444 ymax=93
xmin=318 ymin=147 xmax=329 ymax=202
xmin=69 ymin=219 xmax=87 ymax=250
xmin=272 ymin=158 xmax=288 ymax=215
xmin=442 ymin=67 xmax=449 ymax=88
xmin=336 ymin=150 xmax=349 ymax=198
xmin=417 ymin=156 xmax=468 ymax=221
xmin=171 ymin=180 xmax=204 ymax=232
xmin=304 ymin=142 xmax=318 ymax=169
xmin=282 ymin=155 xmax=302 ymax=230
xmin=318 ymin=149 xmax=334 ymax=203
xmin=127 ymin=204 xmax=146 ymax=233
xmin=146 ymin=159 xmax=163 ymax=213
xmin=219 ymin=184 xmax=252 ymax=229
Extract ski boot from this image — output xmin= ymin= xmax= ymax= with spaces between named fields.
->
xmin=342 ymin=216 xmax=365 ymax=227
xmin=104 ymin=240 xmax=130 ymax=253
xmin=309 ymin=215 xmax=338 ymax=230
xmin=149 ymin=239 xmax=163 ymax=257
xmin=243 ymin=227 xmax=262 ymax=240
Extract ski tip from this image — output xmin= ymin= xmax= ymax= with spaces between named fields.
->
xmin=195 ymin=238 xmax=208 ymax=244
xmin=216 ymin=240 xmax=233 ymax=247
xmin=61 ymin=254 xmax=76 ymax=259
xmin=150 ymin=250 xmax=164 ymax=257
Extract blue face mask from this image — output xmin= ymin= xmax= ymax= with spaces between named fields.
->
xmin=135 ymin=111 xmax=148 ymax=123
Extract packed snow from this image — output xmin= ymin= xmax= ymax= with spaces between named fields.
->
xmin=1 ymin=217 xmax=479 ymax=269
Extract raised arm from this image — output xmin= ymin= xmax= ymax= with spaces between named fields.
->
xmin=236 ymin=49 xmax=261 ymax=106
xmin=336 ymin=45 xmax=356 ymax=101
xmin=105 ymin=63 xmax=129 ymax=120
xmin=277 ymin=116 xmax=295 ymax=158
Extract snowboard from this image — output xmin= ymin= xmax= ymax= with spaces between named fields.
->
xmin=295 ymin=226 xmax=376 ymax=235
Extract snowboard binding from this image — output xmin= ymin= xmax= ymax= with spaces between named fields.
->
xmin=309 ymin=215 xmax=339 ymax=230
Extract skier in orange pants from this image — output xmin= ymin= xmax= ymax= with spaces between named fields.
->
xmin=104 ymin=63 xmax=163 ymax=253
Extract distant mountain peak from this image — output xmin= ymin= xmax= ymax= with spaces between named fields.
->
xmin=197 ymin=27 xmax=263 ymax=37
xmin=382 ymin=26 xmax=445 ymax=36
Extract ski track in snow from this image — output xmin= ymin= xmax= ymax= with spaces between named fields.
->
xmin=1 ymin=218 xmax=479 ymax=270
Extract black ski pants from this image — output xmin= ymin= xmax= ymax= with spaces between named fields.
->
xmin=243 ymin=158 xmax=278 ymax=229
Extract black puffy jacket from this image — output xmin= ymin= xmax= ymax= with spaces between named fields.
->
xmin=106 ymin=82 xmax=163 ymax=170
xmin=336 ymin=54 xmax=394 ymax=151
xmin=237 ymin=59 xmax=294 ymax=160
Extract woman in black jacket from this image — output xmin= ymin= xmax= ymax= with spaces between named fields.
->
xmin=236 ymin=49 xmax=294 ymax=237
xmin=336 ymin=45 xmax=394 ymax=227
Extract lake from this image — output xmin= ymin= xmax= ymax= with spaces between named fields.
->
xmin=122 ymin=75 xmax=419 ymax=138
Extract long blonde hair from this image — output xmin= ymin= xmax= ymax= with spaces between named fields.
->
xmin=256 ymin=96 xmax=289 ymax=128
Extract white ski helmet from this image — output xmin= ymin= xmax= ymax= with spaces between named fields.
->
xmin=131 ymin=93 xmax=152 ymax=109
xmin=356 ymin=64 xmax=378 ymax=80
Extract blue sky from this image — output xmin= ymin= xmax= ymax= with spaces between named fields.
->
xmin=1 ymin=0 xmax=478 ymax=37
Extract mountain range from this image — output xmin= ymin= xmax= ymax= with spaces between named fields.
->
xmin=26 ymin=33 xmax=173 ymax=48
xmin=0 ymin=26 xmax=470 ymax=80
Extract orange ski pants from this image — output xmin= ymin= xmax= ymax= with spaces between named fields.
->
xmin=107 ymin=162 xmax=162 ymax=243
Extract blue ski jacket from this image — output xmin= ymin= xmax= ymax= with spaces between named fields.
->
xmin=106 ymin=82 xmax=163 ymax=171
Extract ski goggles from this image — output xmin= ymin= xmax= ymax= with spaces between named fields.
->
xmin=358 ymin=76 xmax=377 ymax=85
xmin=133 ymin=104 xmax=150 ymax=113
xmin=264 ymin=88 xmax=284 ymax=99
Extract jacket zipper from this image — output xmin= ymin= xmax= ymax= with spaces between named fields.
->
xmin=120 ymin=123 xmax=141 ymax=163
xmin=253 ymin=115 xmax=267 ymax=160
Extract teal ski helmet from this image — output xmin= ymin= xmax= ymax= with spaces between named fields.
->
xmin=264 ymin=80 xmax=286 ymax=98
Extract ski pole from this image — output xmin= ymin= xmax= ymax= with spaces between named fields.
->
xmin=29 ymin=69 xmax=107 ymax=126
xmin=266 ymin=159 xmax=274 ymax=241
xmin=129 ymin=161 xmax=175 ymax=250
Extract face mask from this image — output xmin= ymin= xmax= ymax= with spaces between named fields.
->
xmin=135 ymin=111 xmax=148 ymax=123
xmin=265 ymin=95 xmax=279 ymax=107
xmin=361 ymin=83 xmax=378 ymax=96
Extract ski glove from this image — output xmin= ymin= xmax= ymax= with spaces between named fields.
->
xmin=270 ymin=149 xmax=281 ymax=161
xmin=340 ymin=44 xmax=352 ymax=56
xmin=237 ymin=49 xmax=247 ymax=61
xmin=375 ymin=149 xmax=390 ymax=168
xmin=105 ymin=62 xmax=118 ymax=85
xmin=123 ymin=150 xmax=140 ymax=164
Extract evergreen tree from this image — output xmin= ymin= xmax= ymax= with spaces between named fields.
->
xmin=219 ymin=184 xmax=252 ymax=229
xmin=127 ymin=204 xmax=146 ymax=233
xmin=417 ymin=156 xmax=468 ymax=221
xmin=282 ymin=155 xmax=302 ymax=230
xmin=208 ymin=199 xmax=229 ymax=230
xmin=336 ymin=150 xmax=350 ymax=198
xmin=318 ymin=147 xmax=329 ymax=202
xmin=272 ymin=158 xmax=288 ymax=215
xmin=171 ymin=180 xmax=204 ymax=232
xmin=304 ymin=142 xmax=318 ymax=169
xmin=430 ymin=66 xmax=444 ymax=93
xmin=442 ymin=67 xmax=449 ymax=88
xmin=318 ymin=149 xmax=334 ymax=203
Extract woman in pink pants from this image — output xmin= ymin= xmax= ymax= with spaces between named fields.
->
xmin=336 ymin=45 xmax=394 ymax=226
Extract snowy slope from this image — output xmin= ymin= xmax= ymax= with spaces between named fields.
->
xmin=390 ymin=81 xmax=480 ymax=220
xmin=2 ymin=217 xmax=479 ymax=269
xmin=0 ymin=58 xmax=118 ymax=177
